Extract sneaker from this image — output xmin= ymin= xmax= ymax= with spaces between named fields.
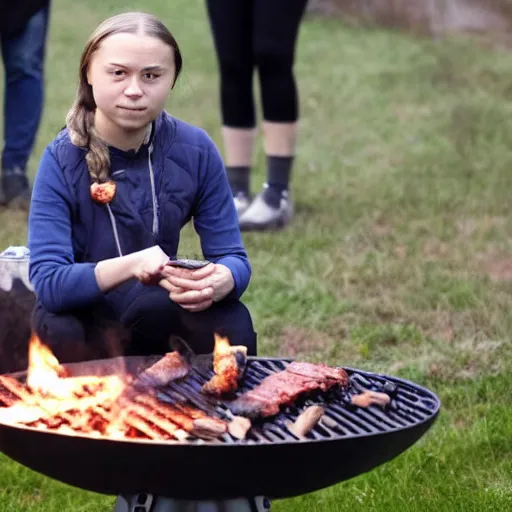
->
xmin=1 ymin=170 xmax=31 ymax=211
xmin=233 ymin=192 xmax=251 ymax=218
xmin=238 ymin=190 xmax=293 ymax=231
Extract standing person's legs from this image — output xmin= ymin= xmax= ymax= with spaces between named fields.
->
xmin=239 ymin=0 xmax=308 ymax=231
xmin=205 ymin=0 xmax=256 ymax=217
xmin=1 ymin=5 xmax=49 ymax=209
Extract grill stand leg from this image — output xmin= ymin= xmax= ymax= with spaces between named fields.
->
xmin=113 ymin=494 xmax=271 ymax=512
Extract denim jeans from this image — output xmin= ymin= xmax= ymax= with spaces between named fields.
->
xmin=1 ymin=6 xmax=49 ymax=172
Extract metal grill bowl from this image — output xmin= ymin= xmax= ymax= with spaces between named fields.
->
xmin=0 ymin=356 xmax=440 ymax=500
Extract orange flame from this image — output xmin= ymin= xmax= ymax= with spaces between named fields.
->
xmin=25 ymin=332 xmax=126 ymax=402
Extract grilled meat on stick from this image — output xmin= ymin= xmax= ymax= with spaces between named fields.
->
xmin=201 ymin=334 xmax=247 ymax=397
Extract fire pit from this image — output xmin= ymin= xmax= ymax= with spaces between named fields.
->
xmin=0 ymin=338 xmax=440 ymax=511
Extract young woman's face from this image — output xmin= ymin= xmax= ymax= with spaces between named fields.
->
xmin=87 ymin=32 xmax=176 ymax=133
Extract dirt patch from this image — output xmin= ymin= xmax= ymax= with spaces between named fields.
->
xmin=372 ymin=222 xmax=394 ymax=238
xmin=429 ymin=311 xmax=455 ymax=343
xmin=277 ymin=326 xmax=334 ymax=359
xmin=423 ymin=238 xmax=451 ymax=261
xmin=456 ymin=216 xmax=506 ymax=237
xmin=394 ymin=245 xmax=408 ymax=260
xmin=479 ymin=253 xmax=512 ymax=281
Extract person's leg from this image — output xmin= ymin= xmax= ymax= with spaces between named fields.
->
xmin=120 ymin=286 xmax=257 ymax=356
xmin=178 ymin=299 xmax=257 ymax=356
xmin=239 ymin=0 xmax=308 ymax=231
xmin=205 ymin=0 xmax=256 ymax=216
xmin=119 ymin=287 xmax=184 ymax=356
xmin=31 ymin=300 xmax=112 ymax=364
xmin=1 ymin=5 xmax=49 ymax=208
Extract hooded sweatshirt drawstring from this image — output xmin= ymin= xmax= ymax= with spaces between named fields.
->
xmin=148 ymin=143 xmax=159 ymax=236
xmin=105 ymin=130 xmax=159 ymax=257
xmin=106 ymin=203 xmax=123 ymax=256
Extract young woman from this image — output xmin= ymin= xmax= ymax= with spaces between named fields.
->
xmin=205 ymin=0 xmax=309 ymax=231
xmin=28 ymin=12 xmax=256 ymax=363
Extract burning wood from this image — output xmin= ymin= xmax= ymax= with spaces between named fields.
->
xmin=120 ymin=401 xmax=189 ymax=441
xmin=0 ymin=334 xmax=228 ymax=442
xmin=0 ymin=389 xmax=16 ymax=407
xmin=201 ymin=334 xmax=247 ymax=397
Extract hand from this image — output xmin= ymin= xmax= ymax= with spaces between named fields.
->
xmin=159 ymin=263 xmax=235 ymax=312
xmin=132 ymin=246 xmax=170 ymax=284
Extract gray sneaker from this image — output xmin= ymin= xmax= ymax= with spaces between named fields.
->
xmin=238 ymin=191 xmax=293 ymax=231
xmin=233 ymin=192 xmax=251 ymax=218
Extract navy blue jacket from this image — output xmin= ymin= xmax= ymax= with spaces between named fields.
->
xmin=28 ymin=112 xmax=251 ymax=314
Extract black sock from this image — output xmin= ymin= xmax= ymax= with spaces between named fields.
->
xmin=262 ymin=155 xmax=293 ymax=208
xmin=226 ymin=166 xmax=250 ymax=197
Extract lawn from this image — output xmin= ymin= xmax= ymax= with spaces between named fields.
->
xmin=0 ymin=0 xmax=511 ymax=510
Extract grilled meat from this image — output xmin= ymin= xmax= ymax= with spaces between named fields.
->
xmin=227 ymin=362 xmax=349 ymax=419
xmin=227 ymin=415 xmax=252 ymax=440
xmin=286 ymin=362 xmax=349 ymax=387
xmin=351 ymin=390 xmax=391 ymax=408
xmin=134 ymin=352 xmax=190 ymax=389
xmin=201 ymin=334 xmax=247 ymax=397
xmin=286 ymin=405 xmax=325 ymax=439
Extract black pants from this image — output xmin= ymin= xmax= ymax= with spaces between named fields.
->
xmin=206 ymin=0 xmax=308 ymax=128
xmin=32 ymin=287 xmax=257 ymax=364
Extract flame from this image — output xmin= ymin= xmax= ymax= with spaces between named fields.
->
xmin=26 ymin=332 xmax=71 ymax=397
xmin=212 ymin=333 xmax=238 ymax=376
xmin=200 ymin=333 xmax=246 ymax=396
xmin=0 ymin=333 xmax=232 ymax=441
xmin=23 ymin=333 xmax=126 ymax=417
xmin=213 ymin=333 xmax=231 ymax=355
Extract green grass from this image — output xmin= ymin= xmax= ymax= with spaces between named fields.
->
xmin=1 ymin=0 xmax=512 ymax=510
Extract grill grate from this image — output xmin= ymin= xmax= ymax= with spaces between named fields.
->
xmin=155 ymin=358 xmax=439 ymax=445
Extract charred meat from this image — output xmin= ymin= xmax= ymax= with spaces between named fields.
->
xmin=227 ymin=362 xmax=349 ymax=418
xmin=201 ymin=334 xmax=247 ymax=397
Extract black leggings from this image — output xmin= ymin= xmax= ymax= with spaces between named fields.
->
xmin=206 ymin=0 xmax=308 ymax=128
xmin=32 ymin=287 xmax=257 ymax=364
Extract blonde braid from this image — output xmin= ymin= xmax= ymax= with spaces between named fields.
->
xmin=66 ymin=102 xmax=110 ymax=183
